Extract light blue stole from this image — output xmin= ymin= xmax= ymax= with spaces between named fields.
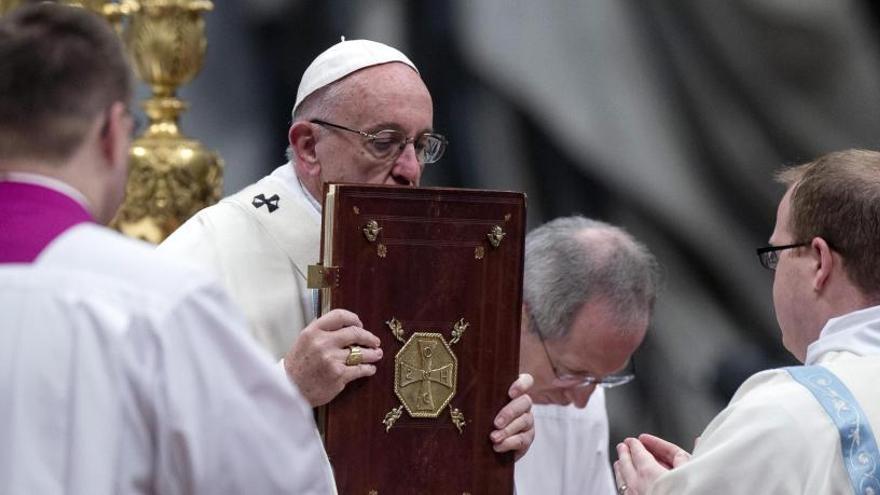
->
xmin=787 ymin=366 xmax=880 ymax=494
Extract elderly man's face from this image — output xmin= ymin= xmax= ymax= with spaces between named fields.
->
xmin=523 ymin=297 xmax=647 ymax=408
xmin=312 ymin=63 xmax=433 ymax=193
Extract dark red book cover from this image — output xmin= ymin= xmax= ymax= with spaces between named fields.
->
xmin=314 ymin=184 xmax=525 ymax=495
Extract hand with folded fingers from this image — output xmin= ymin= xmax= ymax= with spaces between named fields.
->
xmin=613 ymin=433 xmax=691 ymax=495
xmin=490 ymin=373 xmax=535 ymax=460
xmin=283 ymin=309 xmax=383 ymax=406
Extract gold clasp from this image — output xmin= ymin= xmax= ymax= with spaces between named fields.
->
xmin=306 ymin=264 xmax=340 ymax=288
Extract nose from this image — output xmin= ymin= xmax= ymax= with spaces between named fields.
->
xmin=564 ymin=385 xmax=596 ymax=409
xmin=391 ymin=142 xmax=422 ymax=186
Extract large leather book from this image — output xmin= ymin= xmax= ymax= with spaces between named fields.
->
xmin=311 ymin=183 xmax=525 ymax=495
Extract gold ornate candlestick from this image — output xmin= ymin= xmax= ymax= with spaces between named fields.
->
xmin=111 ymin=0 xmax=222 ymax=243
xmin=1 ymin=0 xmax=221 ymax=243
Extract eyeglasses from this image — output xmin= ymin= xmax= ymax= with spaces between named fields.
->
xmin=536 ymin=327 xmax=635 ymax=389
xmin=310 ymin=119 xmax=448 ymax=164
xmin=755 ymin=242 xmax=809 ymax=271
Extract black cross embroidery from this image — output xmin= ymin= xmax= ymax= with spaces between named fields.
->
xmin=252 ymin=193 xmax=280 ymax=213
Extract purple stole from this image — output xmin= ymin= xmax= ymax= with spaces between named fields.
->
xmin=0 ymin=181 xmax=93 ymax=263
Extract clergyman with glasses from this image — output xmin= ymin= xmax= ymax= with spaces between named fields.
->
xmin=158 ymin=39 xmax=535 ymax=459
xmin=515 ymin=216 xmax=660 ymax=495
xmin=615 ymin=149 xmax=880 ymax=495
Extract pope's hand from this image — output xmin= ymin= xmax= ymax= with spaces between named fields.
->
xmin=490 ymin=373 xmax=535 ymax=460
xmin=283 ymin=309 xmax=382 ymax=406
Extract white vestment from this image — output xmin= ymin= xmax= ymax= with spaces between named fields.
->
xmin=158 ymin=163 xmax=318 ymax=359
xmin=0 ymin=222 xmax=334 ymax=494
xmin=650 ymin=305 xmax=880 ymax=494
xmin=515 ymin=389 xmax=616 ymax=495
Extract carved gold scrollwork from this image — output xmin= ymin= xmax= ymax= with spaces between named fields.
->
xmin=450 ymin=408 xmax=466 ymax=434
xmin=382 ymin=405 xmax=403 ymax=433
xmin=487 ymin=225 xmax=506 ymax=248
xmin=450 ymin=318 xmax=468 ymax=345
xmin=112 ymin=142 xmax=222 ymax=242
xmin=363 ymin=220 xmax=382 ymax=242
xmin=382 ymin=405 xmax=403 ymax=432
xmin=386 ymin=317 xmax=405 ymax=343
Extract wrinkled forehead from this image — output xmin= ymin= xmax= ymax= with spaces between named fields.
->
xmin=567 ymin=297 xmax=648 ymax=349
xmin=326 ymin=63 xmax=433 ymax=127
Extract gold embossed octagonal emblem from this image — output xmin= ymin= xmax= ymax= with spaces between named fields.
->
xmin=394 ymin=332 xmax=458 ymax=418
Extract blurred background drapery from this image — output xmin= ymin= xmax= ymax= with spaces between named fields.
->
xmin=181 ymin=0 xmax=880 ymax=448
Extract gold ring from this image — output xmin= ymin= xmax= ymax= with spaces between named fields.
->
xmin=345 ymin=345 xmax=363 ymax=366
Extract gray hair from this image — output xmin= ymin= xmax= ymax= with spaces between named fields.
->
xmin=523 ymin=216 xmax=661 ymax=339
xmin=285 ymin=80 xmax=349 ymax=162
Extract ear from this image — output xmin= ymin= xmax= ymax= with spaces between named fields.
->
xmin=289 ymin=121 xmax=321 ymax=178
xmin=100 ymin=101 xmax=131 ymax=170
xmin=811 ymin=236 xmax=834 ymax=292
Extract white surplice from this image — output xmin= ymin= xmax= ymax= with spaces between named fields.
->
xmin=650 ymin=305 xmax=880 ymax=494
xmin=0 ymin=223 xmax=334 ymax=494
xmin=515 ymin=389 xmax=617 ymax=495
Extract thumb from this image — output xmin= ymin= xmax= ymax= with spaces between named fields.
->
xmin=509 ymin=373 xmax=534 ymax=398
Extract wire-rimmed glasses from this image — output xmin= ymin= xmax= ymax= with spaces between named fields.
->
xmin=536 ymin=329 xmax=635 ymax=389
xmin=310 ymin=118 xmax=448 ymax=164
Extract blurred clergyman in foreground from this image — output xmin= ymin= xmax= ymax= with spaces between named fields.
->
xmin=0 ymin=5 xmax=333 ymax=493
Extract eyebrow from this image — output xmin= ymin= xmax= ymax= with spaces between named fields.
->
xmin=556 ymin=358 xmax=596 ymax=377
xmin=563 ymin=359 xmax=630 ymax=378
xmin=366 ymin=121 xmax=434 ymax=135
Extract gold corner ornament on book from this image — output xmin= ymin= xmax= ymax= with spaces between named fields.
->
xmin=316 ymin=183 xmax=525 ymax=495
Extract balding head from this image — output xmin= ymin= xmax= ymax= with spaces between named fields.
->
xmin=523 ymin=216 xmax=661 ymax=340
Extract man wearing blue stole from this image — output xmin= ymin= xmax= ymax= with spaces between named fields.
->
xmin=614 ymin=149 xmax=880 ymax=494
